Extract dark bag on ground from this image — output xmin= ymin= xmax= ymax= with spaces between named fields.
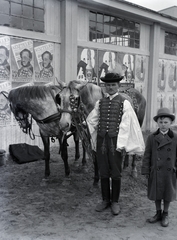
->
xmin=9 ymin=143 xmax=44 ymax=164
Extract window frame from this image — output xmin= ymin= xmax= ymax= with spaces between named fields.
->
xmin=89 ymin=11 xmax=140 ymax=49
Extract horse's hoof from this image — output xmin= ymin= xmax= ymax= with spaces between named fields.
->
xmin=131 ymin=170 xmax=138 ymax=178
xmin=82 ymin=165 xmax=88 ymax=173
xmin=40 ymin=178 xmax=49 ymax=186
xmin=62 ymin=177 xmax=71 ymax=186
xmin=73 ymin=161 xmax=80 ymax=167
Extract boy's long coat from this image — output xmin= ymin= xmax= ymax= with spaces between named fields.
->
xmin=142 ymin=129 xmax=177 ymax=201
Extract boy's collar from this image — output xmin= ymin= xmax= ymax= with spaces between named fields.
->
xmin=160 ymin=130 xmax=168 ymax=135
xmin=154 ymin=128 xmax=174 ymax=138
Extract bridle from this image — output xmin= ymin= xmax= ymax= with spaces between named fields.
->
xmin=9 ymin=103 xmax=35 ymax=139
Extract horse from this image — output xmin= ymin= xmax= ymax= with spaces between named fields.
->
xmin=8 ymin=85 xmax=92 ymax=183
xmin=119 ymin=87 xmax=146 ymax=177
xmin=56 ymin=79 xmax=146 ymax=178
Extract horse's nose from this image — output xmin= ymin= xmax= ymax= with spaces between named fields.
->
xmin=60 ymin=122 xmax=70 ymax=132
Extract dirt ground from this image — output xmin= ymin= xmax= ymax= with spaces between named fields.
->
xmin=0 ymin=138 xmax=177 ymax=240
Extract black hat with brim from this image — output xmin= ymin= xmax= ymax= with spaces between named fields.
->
xmin=100 ymin=73 xmax=124 ymax=83
xmin=153 ymin=107 xmax=175 ymax=122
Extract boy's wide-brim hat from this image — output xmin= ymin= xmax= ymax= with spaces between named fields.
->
xmin=153 ymin=107 xmax=175 ymax=122
xmin=100 ymin=73 xmax=124 ymax=83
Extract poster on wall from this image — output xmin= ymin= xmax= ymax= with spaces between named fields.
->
xmin=97 ymin=51 xmax=135 ymax=87
xmin=0 ymin=81 xmax=11 ymax=126
xmin=0 ymin=36 xmax=10 ymax=81
xmin=34 ymin=42 xmax=54 ymax=82
xmin=118 ymin=53 xmax=135 ymax=83
xmin=134 ymin=55 xmax=148 ymax=95
xmin=157 ymin=59 xmax=177 ymax=123
xmin=77 ymin=47 xmax=97 ymax=84
xmin=98 ymin=50 xmax=117 ymax=86
xmin=11 ymin=39 xmax=33 ymax=81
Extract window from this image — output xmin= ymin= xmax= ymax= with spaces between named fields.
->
xmin=0 ymin=0 xmax=44 ymax=32
xmin=165 ymin=32 xmax=177 ymax=56
xmin=89 ymin=11 xmax=140 ymax=48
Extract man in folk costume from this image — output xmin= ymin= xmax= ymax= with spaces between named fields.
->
xmin=86 ymin=71 xmax=145 ymax=215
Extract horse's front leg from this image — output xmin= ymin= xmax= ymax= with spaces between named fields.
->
xmin=131 ymin=154 xmax=138 ymax=178
xmin=92 ymin=150 xmax=99 ymax=186
xmin=59 ymin=137 xmax=70 ymax=177
xmin=73 ymin=131 xmax=80 ymax=163
xmin=82 ymin=144 xmax=87 ymax=166
xmin=40 ymin=132 xmax=50 ymax=178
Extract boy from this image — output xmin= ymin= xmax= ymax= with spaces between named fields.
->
xmin=142 ymin=107 xmax=177 ymax=227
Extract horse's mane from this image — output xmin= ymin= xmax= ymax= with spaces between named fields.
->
xmin=8 ymin=85 xmax=61 ymax=103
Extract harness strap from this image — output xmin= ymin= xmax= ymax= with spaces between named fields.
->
xmin=72 ymin=108 xmax=94 ymax=162
xmin=34 ymin=112 xmax=61 ymax=124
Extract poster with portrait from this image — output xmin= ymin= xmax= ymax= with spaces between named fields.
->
xmin=0 ymin=81 xmax=11 ymax=126
xmin=34 ymin=42 xmax=54 ymax=82
xmin=77 ymin=47 xmax=97 ymax=84
xmin=11 ymin=39 xmax=33 ymax=82
xmin=0 ymin=36 xmax=10 ymax=81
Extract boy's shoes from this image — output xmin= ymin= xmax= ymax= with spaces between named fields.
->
xmin=161 ymin=212 xmax=169 ymax=227
xmin=95 ymin=201 xmax=110 ymax=212
xmin=111 ymin=202 xmax=120 ymax=215
xmin=148 ymin=210 xmax=162 ymax=223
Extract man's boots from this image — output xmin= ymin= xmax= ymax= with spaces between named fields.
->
xmin=95 ymin=178 xmax=110 ymax=212
xmin=111 ymin=179 xmax=121 ymax=215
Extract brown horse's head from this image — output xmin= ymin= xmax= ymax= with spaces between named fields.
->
xmin=55 ymin=79 xmax=104 ymax=133
xmin=55 ymin=80 xmax=84 ymax=133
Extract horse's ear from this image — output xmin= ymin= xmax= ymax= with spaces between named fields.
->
xmin=55 ymin=77 xmax=66 ymax=88
xmin=74 ymin=80 xmax=88 ymax=91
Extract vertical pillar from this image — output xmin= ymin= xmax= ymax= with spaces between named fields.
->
xmin=60 ymin=0 xmax=78 ymax=84
xmin=146 ymin=23 xmax=160 ymax=131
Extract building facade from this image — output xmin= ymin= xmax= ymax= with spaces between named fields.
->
xmin=0 ymin=0 xmax=177 ymax=151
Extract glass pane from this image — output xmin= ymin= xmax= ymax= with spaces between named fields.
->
xmin=12 ymin=0 xmax=22 ymax=3
xmin=23 ymin=18 xmax=33 ymax=31
xmin=34 ymin=8 xmax=44 ymax=21
xmin=135 ymin=23 xmax=140 ymax=31
xmin=34 ymin=0 xmax=44 ymax=9
xmin=89 ymin=30 xmax=97 ymax=41
xmin=117 ymin=18 xmax=123 ymax=27
xmin=104 ymin=24 xmax=109 ymax=36
xmin=135 ymin=31 xmax=140 ymax=39
xmin=97 ymin=22 xmax=103 ymax=32
xmin=34 ymin=20 xmax=44 ymax=32
xmin=97 ymin=13 xmax=103 ymax=23
xmin=110 ymin=17 xmax=116 ymax=25
xmin=89 ymin=12 xmax=96 ymax=21
xmin=0 ymin=14 xmax=10 ymax=26
xmin=90 ymin=21 xmax=96 ymax=31
xmin=110 ymin=35 xmax=116 ymax=44
xmin=110 ymin=25 xmax=116 ymax=35
xmin=104 ymin=15 xmax=110 ymax=24
xmin=10 ymin=15 xmax=22 ymax=28
xmin=135 ymin=40 xmax=140 ymax=48
xmin=129 ymin=29 xmax=135 ymax=38
xmin=23 ymin=5 xmax=33 ymax=19
xmin=117 ymin=26 xmax=122 ymax=37
xmin=11 ymin=3 xmax=22 ymax=17
xmin=129 ymin=21 xmax=135 ymax=30
xmin=23 ymin=0 xmax=33 ymax=6
xmin=0 ymin=0 xmax=9 ymax=14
